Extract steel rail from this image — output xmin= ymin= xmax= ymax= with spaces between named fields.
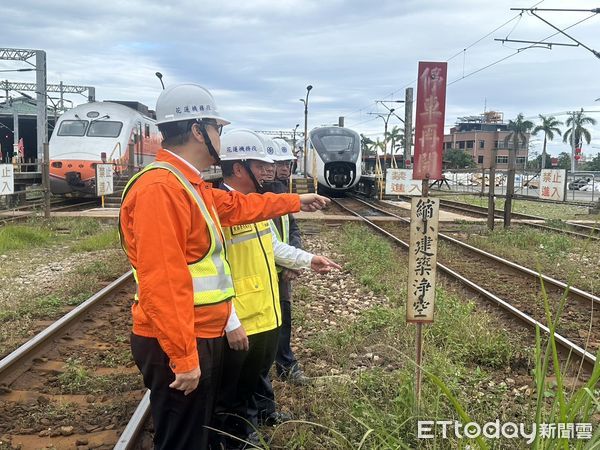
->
xmin=114 ymin=390 xmax=151 ymax=450
xmin=0 ymin=271 xmax=133 ymax=381
xmin=435 ymin=198 xmax=545 ymax=221
xmin=414 ymin=197 xmax=600 ymax=239
xmin=332 ymin=198 xmax=597 ymax=367
xmin=0 ymin=200 xmax=99 ymax=225
xmin=351 ymin=197 xmax=600 ymax=307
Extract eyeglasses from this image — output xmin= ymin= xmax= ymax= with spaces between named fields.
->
xmin=198 ymin=120 xmax=223 ymax=136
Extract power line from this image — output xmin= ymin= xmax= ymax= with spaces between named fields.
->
xmin=342 ymin=0 xmax=546 ymax=120
xmin=448 ymin=12 xmax=598 ymax=86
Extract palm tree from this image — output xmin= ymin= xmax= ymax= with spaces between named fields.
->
xmin=503 ymin=113 xmax=534 ymax=228
xmin=532 ymin=115 xmax=562 ymax=169
xmin=563 ymin=108 xmax=596 ymax=150
xmin=384 ymin=126 xmax=403 ymax=168
xmin=384 ymin=126 xmax=403 ymax=153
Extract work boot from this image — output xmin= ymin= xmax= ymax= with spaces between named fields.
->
xmin=279 ymin=366 xmax=310 ymax=386
xmin=262 ymin=411 xmax=292 ymax=426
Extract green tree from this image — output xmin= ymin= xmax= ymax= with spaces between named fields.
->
xmin=361 ymin=134 xmax=375 ymax=157
xmin=443 ymin=149 xmax=476 ymax=169
xmin=556 ymin=152 xmax=571 ymax=170
xmin=581 ymin=152 xmax=600 ymax=171
xmin=504 ymin=113 xmax=534 ymax=227
xmin=384 ymin=126 xmax=403 ymax=154
xmin=563 ymin=109 xmax=597 ymax=148
xmin=532 ymin=114 xmax=562 ymax=169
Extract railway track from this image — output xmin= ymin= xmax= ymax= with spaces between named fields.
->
xmin=333 ymin=196 xmax=598 ymax=371
xmin=395 ymin=196 xmax=600 ymax=241
xmin=0 ymin=272 xmax=150 ymax=449
xmin=0 ymin=199 xmax=99 ymax=226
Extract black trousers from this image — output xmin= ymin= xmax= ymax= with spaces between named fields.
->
xmin=214 ymin=327 xmax=280 ymax=441
xmin=131 ymin=333 xmax=225 ymax=450
xmin=275 ymin=287 xmax=299 ymax=375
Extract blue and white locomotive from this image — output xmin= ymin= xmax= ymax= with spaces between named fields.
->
xmin=305 ymin=126 xmax=362 ymax=192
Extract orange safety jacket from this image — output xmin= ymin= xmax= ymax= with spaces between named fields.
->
xmin=119 ymin=149 xmax=301 ymax=373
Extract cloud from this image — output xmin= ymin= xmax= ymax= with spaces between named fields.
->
xmin=1 ymin=0 xmax=599 ymax=158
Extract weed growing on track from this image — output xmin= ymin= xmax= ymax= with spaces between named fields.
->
xmin=459 ymin=225 xmax=600 ymax=293
xmin=0 ymin=217 xmax=129 ymax=357
xmin=445 ymin=195 xmax=590 ymax=221
xmin=72 ymin=228 xmax=119 ymax=252
xmin=0 ymin=225 xmax=52 ymax=251
xmin=56 ymin=357 xmax=142 ymax=395
xmin=268 ymin=223 xmax=540 ymax=449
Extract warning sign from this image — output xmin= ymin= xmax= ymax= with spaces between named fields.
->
xmin=95 ymin=164 xmax=114 ymax=196
xmin=0 ymin=164 xmax=14 ymax=196
xmin=539 ymin=169 xmax=566 ymax=201
xmin=385 ymin=169 xmax=422 ymax=196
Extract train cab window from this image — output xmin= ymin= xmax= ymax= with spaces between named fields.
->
xmin=87 ymin=121 xmax=123 ymax=138
xmin=57 ymin=120 xmax=88 ymax=136
xmin=320 ymin=135 xmax=355 ymax=152
xmin=145 ymin=124 xmax=150 ymax=137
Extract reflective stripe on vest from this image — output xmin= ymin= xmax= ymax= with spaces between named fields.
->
xmin=223 ymin=221 xmax=281 ymax=334
xmin=272 ymin=214 xmax=290 ymax=245
xmin=119 ymin=161 xmax=235 ymax=306
xmin=271 ymin=214 xmax=290 ymax=273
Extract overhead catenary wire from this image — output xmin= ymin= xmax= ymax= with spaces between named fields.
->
xmin=343 ymin=0 xmax=546 ymax=121
xmin=448 ymin=11 xmax=598 ymax=86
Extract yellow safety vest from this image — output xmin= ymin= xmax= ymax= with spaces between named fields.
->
xmin=119 ymin=161 xmax=236 ymax=306
xmin=271 ymin=214 xmax=290 ymax=273
xmin=271 ymin=214 xmax=290 ymax=244
xmin=223 ymin=220 xmax=281 ymax=335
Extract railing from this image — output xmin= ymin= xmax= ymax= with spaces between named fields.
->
xmin=433 ymin=169 xmax=600 ymax=204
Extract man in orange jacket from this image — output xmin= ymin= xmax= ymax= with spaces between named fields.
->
xmin=119 ymin=83 xmax=330 ymax=450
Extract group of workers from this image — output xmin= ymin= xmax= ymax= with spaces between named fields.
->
xmin=119 ymin=83 xmax=340 ymax=450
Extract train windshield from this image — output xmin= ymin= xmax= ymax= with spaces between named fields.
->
xmin=319 ymin=135 xmax=355 ymax=152
xmin=57 ymin=120 xmax=89 ymax=136
xmin=87 ymin=121 xmax=123 ymax=138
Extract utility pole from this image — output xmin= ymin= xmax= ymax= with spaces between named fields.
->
xmin=35 ymin=50 xmax=47 ymax=164
xmin=570 ymin=110 xmax=577 ymax=173
xmin=404 ymin=88 xmax=413 ymax=168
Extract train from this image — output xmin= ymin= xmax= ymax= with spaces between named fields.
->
xmin=305 ymin=126 xmax=362 ymax=192
xmin=49 ymin=101 xmax=161 ymax=196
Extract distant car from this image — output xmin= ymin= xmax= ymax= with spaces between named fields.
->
xmin=568 ymin=178 xmax=589 ymax=190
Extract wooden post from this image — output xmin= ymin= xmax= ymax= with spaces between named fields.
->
xmin=414 ymin=176 xmax=430 ymax=405
xmin=488 ymin=148 xmax=497 ymax=230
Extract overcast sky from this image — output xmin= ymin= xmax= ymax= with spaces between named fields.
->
xmin=2 ymin=0 xmax=599 ymax=157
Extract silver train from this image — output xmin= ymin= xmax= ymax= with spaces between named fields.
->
xmin=305 ymin=126 xmax=362 ymax=192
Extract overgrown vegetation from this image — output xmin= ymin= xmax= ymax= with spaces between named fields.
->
xmin=444 ymin=194 xmax=592 ymax=221
xmin=268 ymin=223 xmax=574 ymax=449
xmin=0 ymin=217 xmax=129 ymax=356
xmin=456 ymin=225 xmax=600 ymax=293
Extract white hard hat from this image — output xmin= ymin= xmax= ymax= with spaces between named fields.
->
xmin=272 ymin=138 xmax=296 ymax=161
xmin=220 ymin=129 xmax=275 ymax=163
xmin=155 ymin=83 xmax=230 ymax=126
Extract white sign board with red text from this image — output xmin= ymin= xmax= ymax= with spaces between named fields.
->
xmin=95 ymin=164 xmax=114 ymax=196
xmin=539 ymin=169 xmax=566 ymax=202
xmin=385 ymin=169 xmax=422 ymax=196
xmin=0 ymin=164 xmax=14 ymax=195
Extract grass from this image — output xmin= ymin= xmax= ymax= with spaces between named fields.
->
xmin=72 ymin=228 xmax=120 ymax=252
xmin=56 ymin=358 xmax=142 ymax=394
xmin=0 ymin=217 xmax=130 ymax=356
xmin=456 ymin=225 xmax=600 ymax=293
xmin=0 ymin=225 xmax=52 ymax=251
xmin=269 ymin=223 xmax=541 ymax=449
xmin=443 ymin=194 xmax=592 ymax=221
